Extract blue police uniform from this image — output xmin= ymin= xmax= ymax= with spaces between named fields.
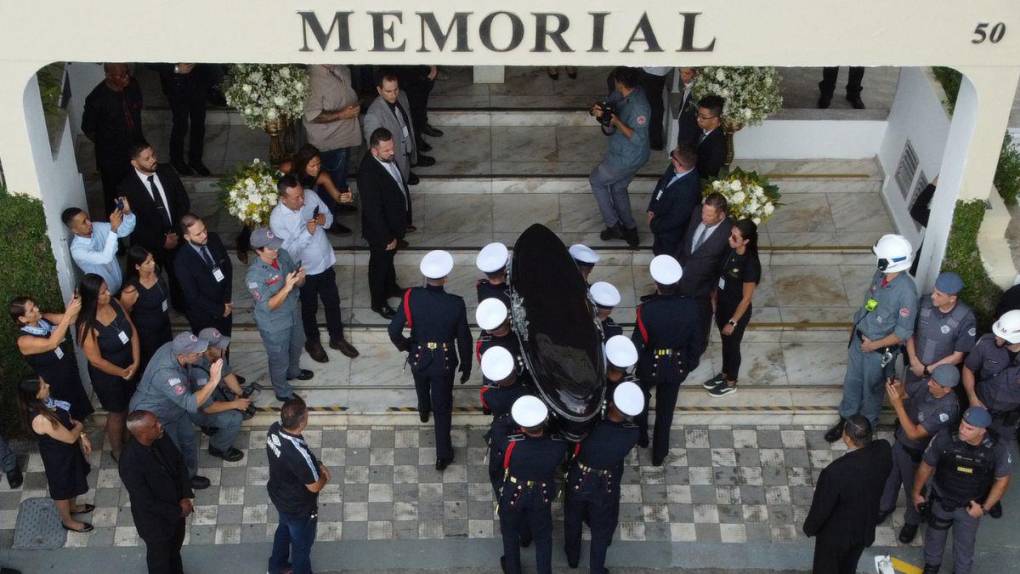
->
xmin=188 ymin=356 xmax=243 ymax=456
xmin=496 ymin=431 xmax=569 ymax=574
xmin=905 ymin=297 xmax=976 ymax=385
xmin=965 ymin=335 xmax=1020 ymax=448
xmin=389 ymin=284 xmax=473 ymax=462
xmin=589 ymin=87 xmax=651 ymax=231
xmin=841 ymin=270 xmax=918 ymax=426
xmin=564 ymin=418 xmax=640 ymax=573
xmin=246 ymin=248 xmax=304 ymax=400
xmin=631 ymin=293 xmax=703 ymax=463
xmin=476 ymin=279 xmax=511 ymax=307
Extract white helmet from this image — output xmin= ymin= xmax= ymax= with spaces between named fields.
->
xmin=872 ymin=234 xmax=913 ymax=273
xmin=993 ymin=310 xmax=1020 ymax=344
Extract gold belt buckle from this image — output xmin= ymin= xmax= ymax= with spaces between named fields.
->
xmin=426 ymin=342 xmax=438 ymax=350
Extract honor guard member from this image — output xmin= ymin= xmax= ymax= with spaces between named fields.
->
xmin=632 ymin=255 xmax=703 ymax=466
xmin=827 ymin=234 xmax=918 ymax=442
xmin=389 ymin=250 xmax=473 ymax=470
xmin=905 ymin=272 xmax=976 ymax=393
xmin=481 ymin=347 xmax=531 ymax=495
xmin=962 ymin=310 xmax=1020 ymax=451
xmin=605 ymin=334 xmax=639 ymax=399
xmin=913 ymin=407 xmax=1013 ymax=574
xmin=477 ymin=302 xmax=526 ymax=405
xmin=129 ymin=332 xmax=221 ymax=489
xmin=496 ymin=396 xmax=569 ymax=574
xmin=246 ymin=228 xmax=313 ymax=402
xmin=879 ymin=365 xmax=961 ymax=544
xmin=564 ymin=381 xmax=643 ymax=573
xmin=590 ymin=281 xmax=623 ymax=342
xmin=569 ymin=244 xmax=600 ymax=284
xmin=476 ymin=242 xmax=511 ymax=306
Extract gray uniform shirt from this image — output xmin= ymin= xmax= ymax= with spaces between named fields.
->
xmin=854 ymin=270 xmax=918 ymax=342
xmin=965 ymin=334 xmax=1020 ymax=413
xmin=605 ymin=87 xmax=651 ymax=172
xmin=913 ymin=297 xmax=977 ymax=364
xmin=895 ymin=377 xmax=959 ymax=451
xmin=246 ymin=248 xmax=300 ymax=334
xmin=129 ymin=342 xmax=200 ymax=422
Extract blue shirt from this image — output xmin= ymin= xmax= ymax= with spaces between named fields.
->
xmin=69 ymin=215 xmax=136 ymax=293
xmin=605 ymin=87 xmax=651 ymax=171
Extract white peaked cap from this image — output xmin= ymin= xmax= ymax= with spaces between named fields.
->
xmin=649 ymin=255 xmax=683 ymax=285
xmin=569 ymin=244 xmax=599 ymax=265
xmin=590 ymin=281 xmax=621 ymax=308
xmin=511 ymin=395 xmax=548 ymax=428
xmin=476 ymin=298 xmax=509 ymax=331
xmin=481 ymin=346 xmax=515 ymax=381
xmin=420 ymin=250 xmax=454 ymax=279
xmin=605 ymin=335 xmax=638 ymax=369
xmin=476 ymin=242 xmax=509 ymax=273
xmin=613 ymin=381 xmax=645 ymax=416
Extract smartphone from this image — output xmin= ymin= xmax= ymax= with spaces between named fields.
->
xmin=115 ymin=198 xmax=125 ymax=211
xmin=313 ymin=205 xmax=320 ymax=218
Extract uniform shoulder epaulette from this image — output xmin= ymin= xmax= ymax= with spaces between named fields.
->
xmin=508 ymin=434 xmax=525 ymax=442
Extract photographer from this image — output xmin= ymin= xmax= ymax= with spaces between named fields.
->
xmin=589 ymin=66 xmax=651 ymax=249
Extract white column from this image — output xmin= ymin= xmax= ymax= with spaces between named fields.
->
xmin=915 ymin=66 xmax=1020 ymax=291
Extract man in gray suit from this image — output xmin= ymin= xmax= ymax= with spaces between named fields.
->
xmin=676 ymin=192 xmax=733 ymax=357
xmin=362 ymin=73 xmax=436 ymax=194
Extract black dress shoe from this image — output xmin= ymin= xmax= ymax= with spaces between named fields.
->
xmin=435 ymin=457 xmax=452 ymax=471
xmin=417 ymin=139 xmax=433 ymax=152
xmin=422 ymin=125 xmax=444 ymax=137
xmin=408 ymin=172 xmax=420 ymax=185
xmin=922 ymin=564 xmax=940 ymax=574
xmin=637 ymin=436 xmax=649 ymax=448
xmin=405 ymin=225 xmax=417 ymax=233
xmin=209 ymin=446 xmax=245 ymax=462
xmin=189 ymin=161 xmax=212 ymax=176
xmin=190 ymin=475 xmax=211 ymax=490
xmin=327 ymin=223 xmax=353 ymax=235
xmin=6 ymin=466 xmax=23 ymax=489
xmin=500 ymin=556 xmax=508 ymax=574
xmin=567 ymin=554 xmax=579 ymax=569
xmin=419 ymin=409 xmax=431 ymax=423
xmin=652 ymin=455 xmax=665 ymax=467
xmin=397 ymin=239 xmax=410 ymax=249
xmin=330 ymin=338 xmax=360 ymax=358
xmin=599 ymin=225 xmax=623 ymax=241
xmin=623 ymin=226 xmax=640 ymax=248
xmin=305 ymin=341 xmax=329 ymax=363
xmin=519 ymin=535 xmax=532 ymax=548
xmin=171 ymin=160 xmax=193 ymax=176
xmin=294 ymin=369 xmax=314 ymax=381
xmin=876 ymin=508 xmax=892 ymax=525
xmin=61 ymin=522 xmax=94 ymax=533
xmin=898 ymin=522 xmax=919 ymax=544
xmin=817 ymin=93 xmax=832 ymax=109
xmin=374 ymin=305 xmax=397 ymax=319
xmin=824 ymin=418 xmax=846 ymax=443
xmin=846 ymin=94 xmax=866 ymax=109
xmin=416 ymin=155 xmax=436 ymax=167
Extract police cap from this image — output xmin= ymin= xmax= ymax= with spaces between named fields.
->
xmin=197 ymin=327 xmax=230 ymax=350
xmin=963 ymin=406 xmax=992 ymax=429
xmin=934 ymin=272 xmax=964 ymax=295
xmin=250 ymin=227 xmax=283 ymax=249
xmin=172 ymin=332 xmax=209 ymax=355
xmin=930 ymin=364 xmax=960 ymax=388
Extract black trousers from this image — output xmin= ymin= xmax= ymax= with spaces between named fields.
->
xmin=404 ymin=77 xmax=435 ymax=136
xmin=164 ymin=81 xmax=208 ymax=164
xmin=413 ymin=369 xmax=454 ymax=460
xmin=368 ymin=245 xmax=399 ymax=309
xmin=299 ymin=266 xmax=345 ymax=345
xmin=98 ymin=158 xmax=132 ymax=214
xmin=188 ymin=314 xmax=232 ymax=337
xmin=715 ymin=301 xmax=751 ymax=381
xmin=143 ymin=518 xmax=186 ymax=574
xmin=564 ymin=491 xmax=618 ymax=574
xmin=820 ymin=67 xmax=865 ymax=97
xmin=812 ymin=539 xmax=864 ymax=574
xmin=695 ymin=295 xmax=713 ymax=358
xmin=634 ymin=377 xmax=684 ymax=462
xmin=640 ymin=71 xmax=669 ymax=150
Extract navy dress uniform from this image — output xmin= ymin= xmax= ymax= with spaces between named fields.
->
xmin=964 ymin=311 xmax=1020 ymax=450
xmin=879 ymin=365 xmax=960 ymax=543
xmin=245 ymin=228 xmax=311 ymax=402
xmin=476 ymin=242 xmax=512 ymax=306
xmin=389 ymin=250 xmax=473 ymax=469
xmin=496 ymin=396 xmax=569 ymax=574
xmin=905 ymin=272 xmax=976 ymax=386
xmin=632 ymin=255 xmax=703 ymax=466
xmin=590 ymin=281 xmax=624 ymax=342
xmin=918 ymin=408 xmax=1014 ymax=574
xmin=481 ymin=347 xmax=531 ymax=495
xmin=564 ymin=381 xmax=643 ymax=573
xmin=604 ymin=334 xmax=639 ymax=400
xmin=569 ymin=244 xmax=600 ymax=284
xmin=831 ymin=234 xmax=918 ymax=439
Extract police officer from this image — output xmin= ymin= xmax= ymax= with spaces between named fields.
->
xmin=904 ymin=272 xmax=976 ymax=395
xmin=188 ymin=327 xmax=255 ymax=462
xmin=826 ymin=234 xmax=918 ymax=442
xmin=564 ymin=381 xmax=643 ymax=574
xmin=590 ymin=281 xmax=623 ymax=342
xmin=476 ymin=241 xmax=511 ymax=306
xmin=605 ymin=334 xmax=639 ymax=400
xmin=569 ymin=244 xmax=599 ymax=284
xmin=245 ymin=227 xmax=313 ymax=402
xmin=962 ymin=310 xmax=1020 ymax=452
xmin=632 ymin=255 xmax=703 ymax=466
xmin=481 ymin=347 xmax=530 ymax=495
xmin=913 ymin=407 xmax=1013 ymax=574
xmin=129 ymin=332 xmax=220 ymax=489
xmin=496 ymin=396 xmax=569 ymax=574
xmin=389 ymin=250 xmax=473 ymax=470
xmin=879 ymin=365 xmax=961 ymax=544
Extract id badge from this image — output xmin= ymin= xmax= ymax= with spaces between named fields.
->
xmin=117 ymin=330 xmax=129 ymax=345
xmin=718 ymin=277 xmax=726 ymax=290
xmin=212 ymin=267 xmax=225 ymax=283
xmin=161 ymin=300 xmax=169 ymax=312
xmin=54 ymin=346 xmax=64 ymax=360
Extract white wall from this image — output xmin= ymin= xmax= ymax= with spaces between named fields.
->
xmin=734 ymin=119 xmax=886 ymax=159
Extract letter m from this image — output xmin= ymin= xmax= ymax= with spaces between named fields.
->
xmin=417 ymin=12 xmax=470 ymax=52
xmin=298 ymin=11 xmax=354 ymax=52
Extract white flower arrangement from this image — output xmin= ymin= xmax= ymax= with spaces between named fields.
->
xmin=705 ymin=168 xmax=781 ymax=225
xmin=223 ymin=64 xmax=309 ymax=130
xmin=219 ymin=159 xmax=279 ymax=227
xmin=693 ymin=67 xmax=783 ymax=130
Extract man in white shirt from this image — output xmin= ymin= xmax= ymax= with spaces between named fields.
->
xmin=269 ymin=175 xmax=359 ymax=362
xmin=63 ymin=200 xmax=136 ymax=294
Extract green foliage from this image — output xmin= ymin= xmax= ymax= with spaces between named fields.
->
xmin=932 ymin=67 xmax=961 ymax=114
xmin=941 ymin=200 xmax=1002 ymax=331
xmin=0 ymin=188 xmax=62 ymax=436
xmin=36 ymin=63 xmax=65 ymax=118
xmin=994 ymin=133 xmax=1020 ymax=206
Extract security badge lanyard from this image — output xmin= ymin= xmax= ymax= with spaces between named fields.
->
xmin=22 ymin=319 xmax=64 ymax=359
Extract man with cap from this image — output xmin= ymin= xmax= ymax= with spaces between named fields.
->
xmin=184 ymin=327 xmax=255 ymax=462
xmin=389 ymin=250 xmax=473 ymax=470
xmin=476 ymin=242 xmax=511 ymax=306
xmin=879 ymin=365 xmax=961 ymax=544
xmin=963 ymin=310 xmax=1020 ymax=452
xmin=495 ymin=395 xmax=569 ymax=574
xmin=569 ymin=244 xmax=600 ymax=284
xmin=904 ymin=272 xmax=976 ymax=394
xmin=605 ymin=334 xmax=640 ymax=399
xmin=564 ymin=380 xmax=644 ymax=573
xmin=590 ymin=281 xmax=623 ymax=342
xmin=481 ymin=346 xmax=531 ymax=495
xmin=129 ymin=332 xmax=222 ymax=488
xmin=826 ymin=233 xmax=918 ymax=442
xmin=632 ymin=255 xmax=703 ymax=466
xmin=475 ymin=298 xmax=525 ymax=417
xmin=913 ymin=407 xmax=1013 ymax=574
xmin=245 ymin=227 xmax=313 ymax=403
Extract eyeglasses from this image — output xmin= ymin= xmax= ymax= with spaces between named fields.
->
xmin=697 ymin=113 xmax=717 ymax=121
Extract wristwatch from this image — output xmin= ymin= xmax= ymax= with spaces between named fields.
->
xmin=727 ymin=319 xmax=737 ymax=326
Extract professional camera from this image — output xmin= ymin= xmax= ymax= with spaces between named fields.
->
xmin=589 ymin=100 xmax=616 ymax=128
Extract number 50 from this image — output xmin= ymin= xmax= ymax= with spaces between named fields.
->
xmin=973 ymin=22 xmax=1006 ymax=44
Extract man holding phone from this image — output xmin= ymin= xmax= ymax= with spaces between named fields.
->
xmin=63 ymin=197 xmax=136 ymax=294
xmin=270 ymin=176 xmax=359 ymax=364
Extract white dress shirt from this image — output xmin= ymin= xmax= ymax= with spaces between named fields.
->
xmin=269 ymin=190 xmax=336 ymax=275
xmin=691 ymin=220 xmax=723 ymax=252
xmin=136 ymin=169 xmax=172 ymax=223
xmin=69 ymin=215 xmax=137 ymax=293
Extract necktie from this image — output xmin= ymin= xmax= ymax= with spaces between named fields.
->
xmin=147 ymin=175 xmax=172 ymax=227
xmin=692 ymin=225 xmax=708 ymax=252
xmin=201 ymin=246 xmax=216 ymax=268
xmin=385 ymin=162 xmax=410 ymax=208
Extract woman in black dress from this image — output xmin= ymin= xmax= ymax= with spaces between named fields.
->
xmin=17 ymin=376 xmax=93 ymax=532
xmin=703 ymin=219 xmax=761 ymax=397
xmin=119 ymin=246 xmax=172 ymax=376
xmin=77 ymin=273 xmax=139 ymax=460
xmin=10 ymin=295 xmax=94 ymax=420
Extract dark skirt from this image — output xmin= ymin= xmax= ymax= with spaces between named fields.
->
xmin=36 ymin=409 xmax=91 ymax=500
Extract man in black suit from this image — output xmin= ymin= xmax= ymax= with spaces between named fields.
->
xmin=120 ymin=410 xmax=195 ymax=574
xmin=803 ymin=416 xmax=892 ymax=574
xmin=359 ymin=128 xmax=409 ymax=319
xmin=647 ymin=144 xmax=701 ymax=256
xmin=82 ymin=63 xmax=145 ymax=213
xmin=676 ymin=68 xmax=700 ymax=148
xmin=694 ymin=95 xmax=726 ymax=179
xmin=675 ymin=193 xmax=733 ymax=353
xmin=176 ymin=213 xmax=233 ymax=335
xmin=119 ymin=140 xmax=191 ymax=312
xmin=151 ymin=63 xmax=213 ymax=176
